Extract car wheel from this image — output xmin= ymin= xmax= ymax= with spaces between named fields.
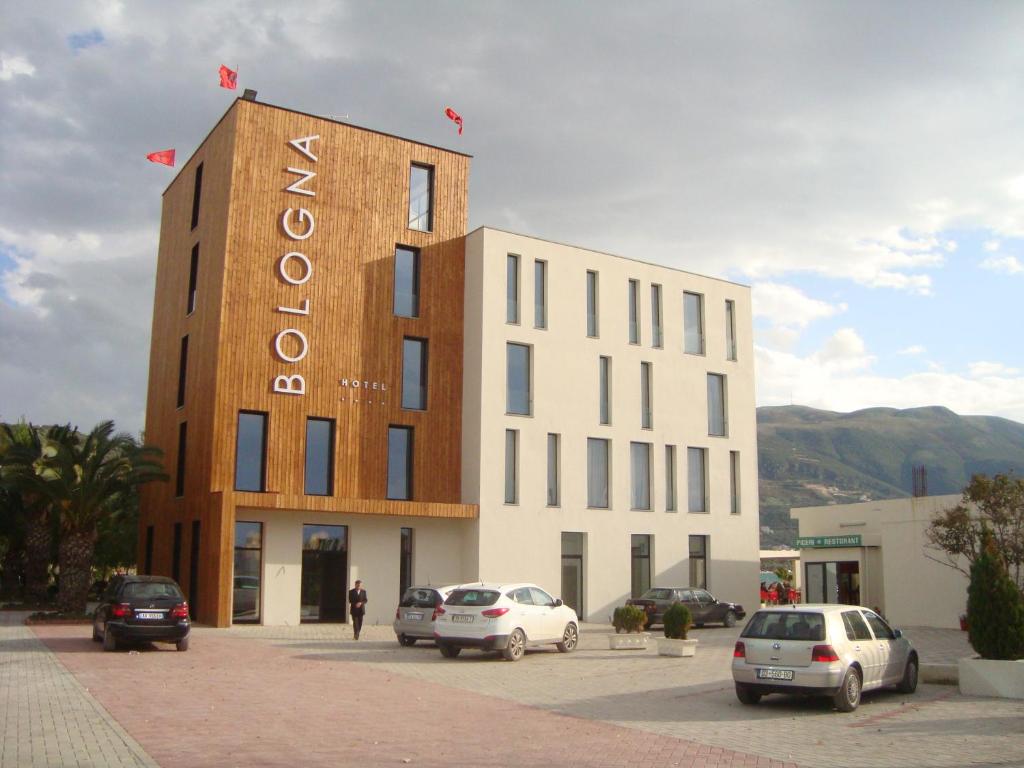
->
xmin=898 ymin=656 xmax=918 ymax=694
xmin=557 ymin=623 xmax=579 ymax=653
xmin=723 ymin=611 xmax=737 ymax=628
xmin=176 ymin=636 xmax=190 ymax=652
xmin=398 ymin=634 xmax=417 ymax=647
xmin=439 ymin=643 xmax=461 ymax=658
xmin=735 ymin=683 xmax=761 ymax=705
xmin=502 ymin=628 xmax=526 ymax=661
xmin=102 ymin=626 xmax=118 ymax=652
xmin=833 ymin=667 xmax=862 ymax=712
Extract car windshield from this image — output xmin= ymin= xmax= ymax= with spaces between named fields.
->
xmin=741 ymin=611 xmax=825 ymax=641
xmin=446 ymin=589 xmax=500 ymax=607
xmin=640 ymin=589 xmax=675 ymax=600
xmin=122 ymin=582 xmax=183 ymax=601
xmin=400 ymin=588 xmax=441 ymax=608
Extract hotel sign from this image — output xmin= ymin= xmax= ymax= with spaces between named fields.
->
xmin=795 ymin=535 xmax=862 ymax=548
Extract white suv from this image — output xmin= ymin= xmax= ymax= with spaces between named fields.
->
xmin=434 ymin=583 xmax=579 ymax=661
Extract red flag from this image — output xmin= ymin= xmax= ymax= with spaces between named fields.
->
xmin=444 ymin=106 xmax=463 ymax=135
xmin=219 ymin=64 xmax=238 ymax=90
xmin=146 ymin=149 xmax=176 ymax=167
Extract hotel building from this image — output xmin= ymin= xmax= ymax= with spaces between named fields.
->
xmin=139 ymin=95 xmax=760 ymax=627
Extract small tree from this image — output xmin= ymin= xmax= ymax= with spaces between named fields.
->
xmin=613 ymin=605 xmax=647 ymax=633
xmin=967 ymin=535 xmax=1024 ymax=660
xmin=663 ymin=603 xmax=692 ymax=640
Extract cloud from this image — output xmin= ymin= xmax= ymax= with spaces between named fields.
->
xmin=969 ymin=361 xmax=1021 ymax=378
xmin=0 ymin=54 xmax=35 ymax=80
xmin=984 ymin=240 xmax=1001 ymax=252
xmin=898 ymin=345 xmax=926 ymax=356
xmin=752 ymin=282 xmax=847 ymax=330
xmin=980 ymin=255 xmax=1024 ymax=274
xmin=67 ymin=29 xmax=105 ymax=53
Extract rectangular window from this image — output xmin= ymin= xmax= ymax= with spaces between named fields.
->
xmin=507 ymin=254 xmax=520 ymax=324
xmin=172 ymin=522 xmax=182 ymax=582
xmin=689 ymin=535 xmax=708 ymax=589
xmin=187 ymin=244 xmax=199 ymax=315
xmin=301 ymin=525 xmax=348 ymax=623
xmin=189 ymin=520 xmax=200 ymax=619
xmin=175 ymin=421 xmax=187 ymax=497
xmin=651 ymin=284 xmax=663 ymax=348
xmin=400 ymin=528 xmax=413 ymax=597
xmin=401 ymin=337 xmax=428 ymax=410
xmin=387 ymin=426 xmax=414 ymax=500
xmin=506 ymin=343 xmax=532 ymax=415
xmin=631 ymin=534 xmax=651 ymax=598
xmin=684 ymin=292 xmax=705 ymax=355
xmin=504 ymin=429 xmax=518 ymax=504
xmin=235 ymin=411 xmax=267 ymax=492
xmin=586 ymin=270 xmax=599 ymax=337
xmin=628 ymin=279 xmax=640 ymax=344
xmin=640 ymin=361 xmax=652 ymax=429
xmin=725 ymin=299 xmax=737 ymax=361
xmin=587 ymin=438 xmax=610 ymax=508
xmin=144 ymin=525 xmax=154 ymax=574
xmin=233 ymin=521 xmax=262 ymax=623
xmin=190 ymin=162 xmax=203 ymax=230
xmin=665 ymin=445 xmax=677 ymax=512
xmin=547 ymin=433 xmax=560 ymax=506
xmin=630 ymin=442 xmax=652 ymax=510
xmin=304 ymin=418 xmax=335 ymax=496
xmin=393 ymin=246 xmax=420 ymax=318
xmin=534 ymin=259 xmax=547 ymax=329
xmin=599 ymin=356 xmax=611 ymax=425
xmin=730 ymin=450 xmax=741 ymax=514
xmin=708 ymin=373 xmax=727 ymax=436
xmin=688 ymin=447 xmax=707 ymax=513
xmin=176 ymin=335 xmax=189 ymax=408
xmin=408 ymin=163 xmax=433 ymax=232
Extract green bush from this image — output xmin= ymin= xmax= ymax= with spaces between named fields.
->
xmin=967 ymin=542 xmax=1024 ymax=660
xmin=662 ymin=602 xmax=692 ymax=639
xmin=613 ymin=605 xmax=647 ymax=633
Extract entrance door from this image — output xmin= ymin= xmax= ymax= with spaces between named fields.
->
xmin=805 ymin=560 xmax=859 ymax=604
xmin=301 ymin=524 xmax=348 ymax=623
xmin=837 ymin=562 xmax=860 ymax=605
xmin=561 ymin=532 xmax=585 ymax=618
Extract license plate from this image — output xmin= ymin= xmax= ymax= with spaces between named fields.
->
xmin=136 ymin=612 xmax=164 ymax=620
xmin=452 ymin=614 xmax=474 ymax=623
xmin=406 ymin=612 xmax=424 ymax=620
xmin=757 ymin=668 xmax=794 ymax=680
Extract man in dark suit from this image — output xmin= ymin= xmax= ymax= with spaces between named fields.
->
xmin=348 ymin=580 xmax=367 ymax=640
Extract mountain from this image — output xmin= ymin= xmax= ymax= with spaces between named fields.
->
xmin=757 ymin=405 xmax=1024 ymax=548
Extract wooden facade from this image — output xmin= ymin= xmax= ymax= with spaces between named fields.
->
xmin=139 ymin=98 xmax=476 ymax=627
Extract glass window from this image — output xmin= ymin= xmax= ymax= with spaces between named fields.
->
xmin=630 ymin=442 xmax=651 ymax=510
xmin=599 ymin=356 xmax=611 ymax=425
xmin=586 ymin=270 xmax=599 ymax=337
xmin=300 ymin=524 xmax=348 ymax=623
xmin=547 ymin=433 xmax=560 ymax=506
xmin=504 ymin=429 xmax=518 ymax=504
xmin=640 ymin=362 xmax=652 ymax=429
xmin=530 ymin=586 xmax=555 ymax=607
xmin=401 ymin=337 xmax=428 ymax=410
xmin=507 ymin=254 xmax=520 ymax=324
xmin=630 ymin=534 xmax=651 ymax=598
xmin=842 ymin=610 xmax=873 ymax=641
xmin=628 ymin=279 xmax=640 ymax=344
xmin=387 ymin=426 xmax=413 ymax=500
xmin=665 ymin=445 xmax=677 ymax=512
xmin=708 ymin=373 xmax=727 ymax=436
xmin=233 ymin=521 xmax=262 ymax=623
xmin=408 ymin=163 xmax=433 ymax=232
xmin=400 ymin=528 xmax=413 ymax=597
xmin=687 ymin=447 xmax=707 ymax=513
xmin=191 ymin=162 xmax=203 ymax=230
xmin=864 ymin=610 xmax=896 ymax=640
xmin=235 ymin=412 xmax=267 ymax=492
xmin=172 ymin=522 xmax=182 ymax=582
xmin=506 ymin=343 xmax=531 ymax=415
xmin=187 ymin=244 xmax=199 ymax=315
xmin=304 ymin=418 xmax=334 ymax=496
xmin=175 ymin=422 xmax=187 ymax=497
xmin=725 ymin=299 xmax=737 ymax=361
xmin=730 ymin=450 xmax=740 ymax=514
xmin=177 ymin=336 xmax=189 ymax=408
xmin=684 ymin=292 xmax=704 ymax=355
xmin=447 ymin=589 xmax=500 ymax=607
xmin=689 ymin=535 xmax=708 ymax=589
xmin=393 ymin=246 xmax=420 ymax=318
xmin=534 ymin=259 xmax=547 ymax=329
xmin=144 ymin=526 xmax=154 ymax=574
xmin=742 ymin=611 xmax=826 ymax=642
xmin=651 ymin=284 xmax=663 ymax=348
xmin=587 ymin=438 xmax=609 ymax=508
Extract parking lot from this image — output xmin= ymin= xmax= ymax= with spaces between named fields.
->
xmin=7 ymin=614 xmax=1024 ymax=768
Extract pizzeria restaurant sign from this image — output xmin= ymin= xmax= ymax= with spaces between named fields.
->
xmin=795 ymin=535 xmax=862 ymax=549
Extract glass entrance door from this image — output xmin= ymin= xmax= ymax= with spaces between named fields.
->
xmin=805 ymin=560 xmax=859 ymax=604
xmin=561 ymin=532 xmax=585 ymax=617
xmin=301 ymin=524 xmax=348 ymax=623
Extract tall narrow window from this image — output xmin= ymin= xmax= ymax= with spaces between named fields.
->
xmin=730 ymin=451 xmax=741 ymax=514
xmin=172 ymin=522 xmax=182 ymax=582
xmin=507 ymin=254 xmax=520 ymax=324
xmin=665 ymin=445 xmax=677 ymax=512
xmin=387 ymin=426 xmax=414 ymax=500
xmin=401 ymin=337 xmax=428 ymax=410
xmin=190 ymin=162 xmax=203 ymax=230
xmin=400 ymin=528 xmax=413 ymax=596
xmin=586 ymin=270 xmax=599 ymax=337
xmin=599 ymin=356 xmax=611 ymax=425
xmin=504 ymin=429 xmax=519 ymax=504
xmin=175 ymin=421 xmax=187 ymax=497
xmin=534 ymin=259 xmax=547 ymax=329
xmin=304 ymin=418 xmax=335 ymax=496
xmin=189 ymin=520 xmax=200 ymax=619
xmin=630 ymin=442 xmax=651 ymax=510
xmin=393 ymin=246 xmax=420 ymax=318
xmin=547 ymin=433 xmax=560 ymax=506
xmin=684 ymin=292 xmax=705 ymax=355
xmin=506 ymin=343 xmax=531 ymax=415
xmin=640 ymin=361 xmax=652 ymax=429
xmin=689 ymin=535 xmax=708 ymax=589
xmin=408 ymin=163 xmax=433 ymax=232
xmin=144 ymin=525 xmax=154 ymax=574
xmin=235 ymin=411 xmax=268 ymax=492
xmin=707 ymin=373 xmax=727 ymax=436
xmin=630 ymin=534 xmax=651 ymax=598
xmin=725 ymin=299 xmax=737 ymax=361
xmin=177 ymin=335 xmax=189 ymax=408
xmin=587 ymin=438 xmax=610 ymax=508
xmin=651 ymin=284 xmax=663 ymax=348
xmin=628 ymin=279 xmax=640 ymax=344
xmin=187 ymin=244 xmax=199 ymax=315
xmin=233 ymin=521 xmax=262 ymax=623
xmin=688 ymin=447 xmax=707 ymax=513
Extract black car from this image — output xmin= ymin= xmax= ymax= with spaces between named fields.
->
xmin=92 ymin=575 xmax=191 ymax=651
xmin=626 ymin=587 xmax=745 ymax=628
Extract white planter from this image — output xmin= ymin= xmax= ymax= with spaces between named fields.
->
xmin=959 ymin=657 xmax=1024 ymax=699
xmin=657 ymin=638 xmax=698 ymax=657
xmin=607 ymin=632 xmax=650 ymax=650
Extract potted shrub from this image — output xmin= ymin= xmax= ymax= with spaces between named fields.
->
xmin=608 ymin=605 xmax=650 ymax=649
xmin=657 ymin=603 xmax=698 ymax=657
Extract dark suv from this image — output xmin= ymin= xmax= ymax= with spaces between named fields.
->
xmin=627 ymin=587 xmax=745 ymax=628
xmin=92 ymin=575 xmax=191 ymax=652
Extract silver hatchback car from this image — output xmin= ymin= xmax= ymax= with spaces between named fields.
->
xmin=731 ymin=604 xmax=918 ymax=712
xmin=393 ymin=585 xmax=461 ymax=646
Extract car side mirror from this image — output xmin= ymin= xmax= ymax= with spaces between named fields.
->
xmin=554 ymin=598 xmax=563 ymax=607
xmin=893 ymin=628 xmax=903 ymax=639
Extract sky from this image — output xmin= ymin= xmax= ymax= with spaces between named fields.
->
xmin=3 ymin=1 xmax=1024 ymax=437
